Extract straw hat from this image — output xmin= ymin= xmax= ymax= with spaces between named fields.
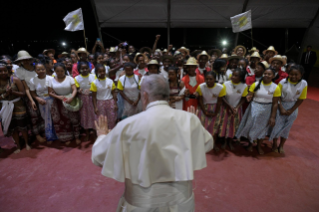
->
xmin=234 ymin=45 xmax=247 ymax=56
xmin=174 ymin=51 xmax=182 ymax=56
xmin=134 ymin=53 xmax=145 ymax=64
xmin=76 ymin=47 xmax=89 ymax=56
xmin=155 ymin=49 xmax=161 ymax=53
xmin=109 ymin=47 xmax=117 ymax=53
xmin=258 ymin=61 xmax=269 ymax=69
xmin=62 ymin=94 xmax=83 ymax=112
xmin=208 ymin=49 xmax=222 ymax=57
xmin=14 ymin=50 xmax=33 ymax=62
xmin=58 ymin=52 xmax=69 ymax=58
xmin=219 ymin=54 xmax=229 ymax=60
xmin=139 ymin=47 xmax=152 ymax=55
xmin=262 ymin=46 xmax=278 ymax=56
xmin=147 ymin=59 xmax=159 ymax=67
xmin=162 ymin=49 xmax=168 ymax=53
xmin=250 ymin=52 xmax=261 ymax=59
xmin=185 ymin=57 xmax=198 ymax=66
xmin=196 ymin=51 xmax=211 ymax=60
xmin=269 ymin=55 xmax=287 ymax=66
xmin=227 ymin=53 xmax=241 ymax=61
xmin=249 ymin=47 xmax=258 ymax=53
xmin=162 ymin=55 xmax=175 ymax=63
xmin=43 ymin=49 xmax=55 ymax=55
xmin=177 ymin=46 xmax=190 ymax=55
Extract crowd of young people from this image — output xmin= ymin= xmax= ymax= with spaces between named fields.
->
xmin=0 ymin=35 xmax=307 ymax=155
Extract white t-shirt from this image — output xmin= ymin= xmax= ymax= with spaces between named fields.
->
xmin=278 ymin=79 xmax=307 ymax=102
xmin=12 ymin=64 xmax=19 ymax=73
xmin=47 ymin=76 xmax=75 ymax=95
xmin=91 ymin=65 xmax=110 ymax=75
xmin=223 ymin=81 xmax=248 ymax=107
xmin=196 ymin=82 xmax=225 ymax=104
xmin=90 ymin=78 xmax=115 ymax=100
xmin=226 ymin=69 xmax=233 ymax=80
xmin=15 ymin=67 xmax=37 ymax=88
xmin=74 ymin=74 xmax=96 ymax=90
xmin=250 ymin=82 xmax=281 ymax=103
xmin=29 ymin=76 xmax=53 ymax=97
xmin=160 ymin=67 xmax=168 ymax=79
xmin=216 ymin=73 xmax=227 ymax=84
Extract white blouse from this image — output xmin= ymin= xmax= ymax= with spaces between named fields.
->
xmin=48 ymin=76 xmax=75 ymax=95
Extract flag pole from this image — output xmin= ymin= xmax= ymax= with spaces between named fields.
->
xmin=250 ymin=28 xmax=253 ymax=47
xmin=83 ymin=29 xmax=88 ymax=50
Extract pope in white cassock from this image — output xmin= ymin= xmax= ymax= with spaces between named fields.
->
xmin=92 ymin=74 xmax=214 ymax=212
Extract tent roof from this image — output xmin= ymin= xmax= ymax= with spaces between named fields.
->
xmin=94 ymin=0 xmax=319 ymax=28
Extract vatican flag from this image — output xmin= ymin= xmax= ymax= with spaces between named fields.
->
xmin=63 ymin=8 xmax=84 ymax=32
xmin=230 ymin=10 xmax=252 ymax=33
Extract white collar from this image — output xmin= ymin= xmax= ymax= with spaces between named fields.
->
xmin=146 ymin=100 xmax=169 ymax=110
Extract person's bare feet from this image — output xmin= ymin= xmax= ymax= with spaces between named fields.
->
xmin=26 ymin=144 xmax=31 ymax=150
xmin=247 ymin=143 xmax=253 ymax=152
xmin=278 ymin=146 xmax=285 ymax=154
xmin=36 ymin=135 xmax=46 ymax=143
xmin=257 ymin=145 xmax=264 ymax=155
xmin=76 ymin=138 xmax=81 ymax=145
xmin=272 ymin=145 xmax=278 ymax=153
xmin=65 ymin=141 xmax=71 ymax=146
xmin=14 ymin=149 xmax=21 ymax=154
xmin=228 ymin=141 xmax=234 ymax=150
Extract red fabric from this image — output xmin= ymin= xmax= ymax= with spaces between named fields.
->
xmin=274 ymin=70 xmax=288 ymax=84
xmin=195 ymin=67 xmax=211 ymax=76
xmin=182 ymin=74 xmax=205 ymax=111
xmin=72 ymin=63 xmax=95 ymax=78
xmin=245 ymin=75 xmax=256 ymax=86
xmin=133 ymin=68 xmax=149 ymax=76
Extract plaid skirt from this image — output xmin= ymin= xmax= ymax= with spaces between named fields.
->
xmin=24 ymin=97 xmax=45 ymax=136
xmin=97 ymin=99 xmax=117 ymax=129
xmin=79 ymin=94 xmax=96 ymax=129
xmin=269 ymin=101 xmax=298 ymax=140
xmin=235 ymin=101 xmax=273 ymax=143
xmin=51 ymin=98 xmax=81 ymax=142
xmin=216 ymin=105 xmax=243 ymax=138
xmin=197 ymin=104 xmax=219 ymax=135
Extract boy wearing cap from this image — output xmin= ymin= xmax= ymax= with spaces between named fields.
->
xmin=195 ymin=51 xmax=211 ymax=76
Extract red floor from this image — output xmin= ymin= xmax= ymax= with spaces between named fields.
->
xmin=1 ymin=99 xmax=319 ymax=212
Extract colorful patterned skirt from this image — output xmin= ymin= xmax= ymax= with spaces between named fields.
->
xmin=97 ymin=99 xmax=117 ymax=129
xmin=269 ymin=101 xmax=298 ymax=140
xmin=51 ymin=98 xmax=81 ymax=142
xmin=38 ymin=96 xmax=58 ymax=142
xmin=79 ymin=94 xmax=96 ymax=129
xmin=235 ymin=101 xmax=272 ymax=143
xmin=217 ymin=105 xmax=243 ymax=138
xmin=24 ymin=97 xmax=45 ymax=136
xmin=7 ymin=98 xmax=29 ymax=135
xmin=197 ymin=104 xmax=219 ymax=135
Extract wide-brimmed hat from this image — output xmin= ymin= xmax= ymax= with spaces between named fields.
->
xmin=76 ymin=47 xmax=89 ymax=56
xmin=62 ymin=94 xmax=83 ymax=112
xmin=174 ymin=51 xmax=182 ymax=57
xmin=258 ymin=61 xmax=269 ymax=70
xmin=249 ymin=47 xmax=258 ymax=53
xmin=147 ymin=59 xmax=160 ymax=67
xmin=109 ymin=47 xmax=117 ymax=53
xmin=139 ymin=47 xmax=152 ymax=55
xmin=185 ymin=57 xmax=198 ymax=66
xmin=208 ymin=49 xmax=222 ymax=57
xmin=220 ymin=54 xmax=229 ymax=60
xmin=269 ymin=55 xmax=287 ymax=66
xmin=14 ymin=50 xmax=33 ymax=62
xmin=134 ymin=53 xmax=146 ymax=64
xmin=234 ymin=45 xmax=247 ymax=56
xmin=262 ymin=46 xmax=278 ymax=56
xmin=162 ymin=49 xmax=168 ymax=53
xmin=58 ymin=52 xmax=69 ymax=58
xmin=161 ymin=55 xmax=175 ymax=63
xmin=43 ymin=49 xmax=56 ymax=55
xmin=250 ymin=52 xmax=261 ymax=59
xmin=227 ymin=53 xmax=241 ymax=61
xmin=177 ymin=46 xmax=190 ymax=55
xmin=196 ymin=51 xmax=211 ymax=60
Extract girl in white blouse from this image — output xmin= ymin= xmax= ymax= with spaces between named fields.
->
xmin=269 ymin=65 xmax=307 ymax=153
xmin=75 ymin=61 xmax=97 ymax=140
xmin=236 ymin=68 xmax=281 ymax=155
xmin=91 ymin=64 xmax=117 ymax=129
xmin=48 ymin=63 xmax=81 ymax=145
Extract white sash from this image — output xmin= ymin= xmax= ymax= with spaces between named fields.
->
xmin=0 ymin=98 xmax=21 ymax=135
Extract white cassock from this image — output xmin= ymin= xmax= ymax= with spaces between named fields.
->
xmin=92 ymin=100 xmax=214 ymax=212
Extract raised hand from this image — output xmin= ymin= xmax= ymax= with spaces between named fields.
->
xmin=94 ymin=115 xmax=110 ymax=137
xmin=187 ymin=106 xmax=199 ymax=116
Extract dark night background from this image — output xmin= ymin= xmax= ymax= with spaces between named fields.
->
xmin=1 ymin=0 xmax=306 ymax=57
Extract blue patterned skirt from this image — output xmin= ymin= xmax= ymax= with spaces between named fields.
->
xmin=235 ymin=101 xmax=273 ymax=143
xmin=38 ymin=96 xmax=58 ymax=142
xmin=269 ymin=101 xmax=298 ymax=140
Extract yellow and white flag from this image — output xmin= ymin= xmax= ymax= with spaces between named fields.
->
xmin=63 ymin=8 xmax=84 ymax=32
xmin=230 ymin=10 xmax=252 ymax=33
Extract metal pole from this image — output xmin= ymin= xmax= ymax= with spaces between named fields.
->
xmin=83 ymin=29 xmax=88 ymax=50
xmin=167 ymin=0 xmax=171 ymax=47
xmin=90 ymin=0 xmax=104 ymax=43
xmin=251 ymin=28 xmax=253 ymax=47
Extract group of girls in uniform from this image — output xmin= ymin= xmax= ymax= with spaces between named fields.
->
xmin=0 ymin=43 xmax=307 ymax=156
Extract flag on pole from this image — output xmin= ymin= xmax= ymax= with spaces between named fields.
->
xmin=230 ymin=10 xmax=252 ymax=33
xmin=63 ymin=8 xmax=84 ymax=32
